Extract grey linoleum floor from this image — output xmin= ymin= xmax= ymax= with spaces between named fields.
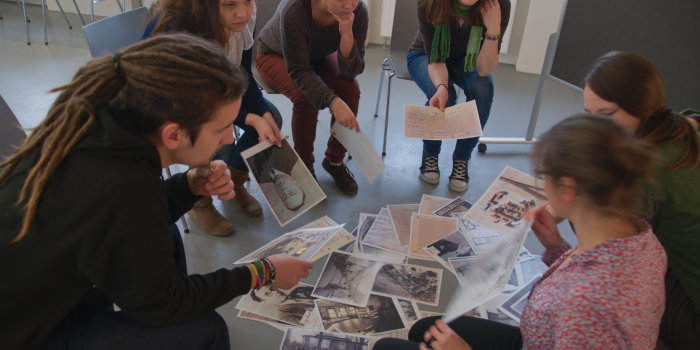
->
xmin=1 ymin=2 xmax=581 ymax=348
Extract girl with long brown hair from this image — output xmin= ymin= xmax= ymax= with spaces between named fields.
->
xmin=409 ymin=0 xmax=510 ymax=192
xmin=144 ymin=0 xmax=284 ymax=237
xmin=0 ymin=34 xmax=312 ymax=350
xmin=532 ymin=51 xmax=700 ymax=349
xmin=255 ymin=0 xmax=369 ymax=196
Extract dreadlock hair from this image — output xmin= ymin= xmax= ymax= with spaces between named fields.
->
xmin=149 ymin=0 xmax=228 ymax=47
xmin=0 ymin=33 xmax=248 ymax=243
xmin=532 ymin=114 xmax=655 ymax=218
xmin=585 ymin=51 xmax=699 ymax=170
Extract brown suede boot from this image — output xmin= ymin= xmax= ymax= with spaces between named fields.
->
xmin=187 ymin=196 xmax=235 ymax=237
xmin=229 ymin=167 xmax=262 ymax=217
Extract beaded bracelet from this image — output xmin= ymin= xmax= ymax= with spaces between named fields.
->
xmin=262 ymin=257 xmax=276 ymax=286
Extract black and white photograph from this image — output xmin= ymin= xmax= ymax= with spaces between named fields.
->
xmin=448 ymin=256 xmax=480 ymax=285
xmin=371 ymin=263 xmax=442 ymax=306
xmin=498 ymin=276 xmax=538 ymax=324
xmin=235 ymin=283 xmax=317 ymax=327
xmin=433 ymin=197 xmax=473 ymax=217
xmin=242 ymin=138 xmax=326 ymax=227
xmin=478 ymin=293 xmax=520 ymax=327
xmin=279 ymin=328 xmax=370 ymax=350
xmin=395 ymin=298 xmax=420 ymax=326
xmin=234 ymin=225 xmax=341 ymax=264
xmin=312 ymin=251 xmax=382 ymax=307
xmin=315 ymin=294 xmax=405 ymax=335
xmin=424 ymin=230 xmax=476 ymax=272
xmin=519 ymin=256 xmax=548 ymax=284
xmin=237 ymin=310 xmax=290 ymax=331
xmin=356 ymin=213 xmax=406 ymax=263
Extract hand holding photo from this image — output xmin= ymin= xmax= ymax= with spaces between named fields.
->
xmin=242 ymin=138 xmax=326 ymax=226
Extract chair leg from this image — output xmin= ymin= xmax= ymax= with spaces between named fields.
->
xmin=115 ymin=0 xmax=123 ymax=12
xmin=71 ymin=0 xmax=85 ymax=26
xmin=42 ymin=0 xmax=47 ymax=44
xmin=90 ymin=0 xmax=94 ymax=22
xmin=20 ymin=0 xmax=29 ymax=45
xmin=17 ymin=0 xmax=28 ymax=22
xmin=55 ymin=0 xmax=73 ymax=29
xmin=374 ymin=57 xmax=390 ymax=118
xmin=382 ymin=72 xmax=395 ymax=156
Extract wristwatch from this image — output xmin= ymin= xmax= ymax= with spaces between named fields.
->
xmin=485 ymin=34 xmax=500 ymax=41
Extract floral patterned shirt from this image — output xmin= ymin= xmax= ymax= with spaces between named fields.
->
xmin=521 ymin=219 xmax=666 ymax=349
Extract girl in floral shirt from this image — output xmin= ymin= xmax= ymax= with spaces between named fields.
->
xmin=373 ymin=115 xmax=666 ymax=350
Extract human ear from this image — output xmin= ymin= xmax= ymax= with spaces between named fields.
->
xmin=160 ymin=122 xmax=189 ymax=150
xmin=557 ymin=177 xmax=578 ymax=203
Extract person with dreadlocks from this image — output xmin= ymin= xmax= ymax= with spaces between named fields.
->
xmin=409 ymin=0 xmax=510 ymax=193
xmin=142 ymin=0 xmax=284 ymax=237
xmin=0 ymin=34 xmax=313 ymax=350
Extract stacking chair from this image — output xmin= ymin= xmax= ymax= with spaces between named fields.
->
xmin=0 ymin=95 xmax=27 ymax=162
xmin=373 ymin=0 xmax=417 ymax=156
xmin=81 ymin=6 xmax=148 ymax=57
xmin=82 ymin=7 xmax=190 ymax=233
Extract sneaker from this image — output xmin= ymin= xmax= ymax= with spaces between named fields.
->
xmin=419 ymin=153 xmax=440 ymax=185
xmin=322 ymin=158 xmax=358 ymax=195
xmin=449 ymin=160 xmax=469 ymax=192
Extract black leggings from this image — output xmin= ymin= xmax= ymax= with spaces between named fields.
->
xmin=373 ymin=316 xmax=522 ymax=350
xmin=658 ymin=268 xmax=700 ymax=350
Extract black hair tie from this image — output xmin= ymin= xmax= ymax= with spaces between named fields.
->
xmin=113 ymin=53 xmax=125 ymax=81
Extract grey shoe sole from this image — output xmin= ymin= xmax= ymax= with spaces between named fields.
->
xmin=448 ymin=180 xmax=468 ymax=193
xmin=419 ymin=172 xmax=440 ymax=185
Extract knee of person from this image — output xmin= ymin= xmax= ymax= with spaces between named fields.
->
xmin=264 ymin=99 xmax=283 ymax=128
xmin=198 ymin=312 xmax=229 ymax=342
xmin=373 ymin=337 xmax=400 ymax=350
xmin=408 ymin=316 xmax=438 ymax=342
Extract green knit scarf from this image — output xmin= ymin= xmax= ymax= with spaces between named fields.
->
xmin=429 ymin=0 xmax=484 ymax=72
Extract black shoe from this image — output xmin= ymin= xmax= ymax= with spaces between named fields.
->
xmin=322 ymin=158 xmax=358 ymax=195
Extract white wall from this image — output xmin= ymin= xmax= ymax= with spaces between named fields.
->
xmin=47 ymin=0 xmax=146 ymax=19
xmin=514 ymin=0 xmax=565 ymax=74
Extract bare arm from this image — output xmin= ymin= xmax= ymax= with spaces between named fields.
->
xmin=475 ymin=0 xmax=501 ymax=76
xmin=428 ymin=62 xmax=450 ymax=111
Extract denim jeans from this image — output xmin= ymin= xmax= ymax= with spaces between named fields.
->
xmin=407 ymin=49 xmax=494 ymax=161
xmin=214 ymin=98 xmax=283 ymax=171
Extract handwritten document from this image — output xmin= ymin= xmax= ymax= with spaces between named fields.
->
xmin=404 ymin=100 xmax=482 ymax=140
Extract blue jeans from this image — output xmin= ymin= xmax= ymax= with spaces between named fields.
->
xmin=406 ymin=49 xmax=494 ymax=161
xmin=214 ymin=98 xmax=282 ymax=170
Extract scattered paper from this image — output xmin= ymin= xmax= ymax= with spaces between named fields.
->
xmin=331 ymin=123 xmax=385 ymax=183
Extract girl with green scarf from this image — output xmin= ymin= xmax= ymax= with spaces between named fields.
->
xmin=407 ymin=0 xmax=510 ymax=193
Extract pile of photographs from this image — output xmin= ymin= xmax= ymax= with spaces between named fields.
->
xmin=234 ymin=166 xmax=551 ymax=348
